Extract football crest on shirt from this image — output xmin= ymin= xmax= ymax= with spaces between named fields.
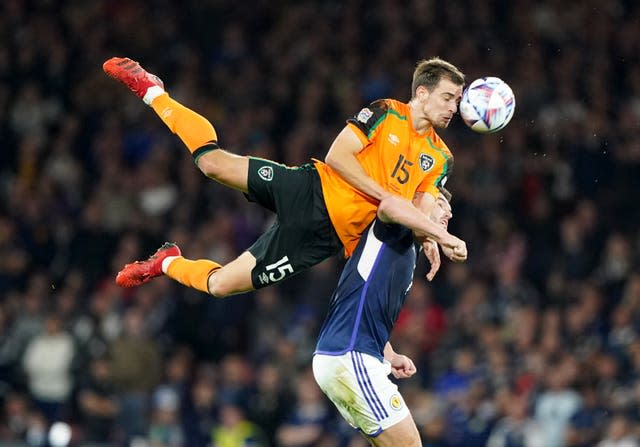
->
xmin=258 ymin=166 xmax=274 ymax=181
xmin=419 ymin=153 xmax=435 ymax=172
xmin=389 ymin=394 xmax=403 ymax=411
xmin=356 ymin=108 xmax=374 ymax=123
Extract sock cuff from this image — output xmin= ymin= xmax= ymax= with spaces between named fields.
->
xmin=193 ymin=142 xmax=220 ymax=165
xmin=144 ymin=86 xmax=167 ymax=105
xmin=161 ymin=256 xmax=181 ymax=274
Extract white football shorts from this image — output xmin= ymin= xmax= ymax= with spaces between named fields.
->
xmin=312 ymin=351 xmax=410 ymax=436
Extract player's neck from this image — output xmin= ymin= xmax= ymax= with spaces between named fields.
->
xmin=408 ymin=98 xmax=433 ymax=135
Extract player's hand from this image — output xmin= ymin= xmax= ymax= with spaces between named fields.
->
xmin=422 ymin=239 xmax=441 ymax=281
xmin=441 ymin=235 xmax=467 ymax=262
xmin=390 ymin=354 xmax=417 ymax=379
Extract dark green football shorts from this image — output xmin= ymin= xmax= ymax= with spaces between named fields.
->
xmin=245 ymin=157 xmax=343 ymax=289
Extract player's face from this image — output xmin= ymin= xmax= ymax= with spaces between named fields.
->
xmin=419 ymin=79 xmax=463 ymax=128
xmin=430 ymin=194 xmax=453 ymax=229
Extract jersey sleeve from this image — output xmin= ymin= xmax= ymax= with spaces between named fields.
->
xmin=346 ymin=100 xmax=389 ymax=146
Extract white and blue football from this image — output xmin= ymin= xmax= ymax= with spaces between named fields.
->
xmin=459 ymin=77 xmax=515 ymax=134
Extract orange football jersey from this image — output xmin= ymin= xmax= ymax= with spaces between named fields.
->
xmin=314 ymin=99 xmax=453 ymax=257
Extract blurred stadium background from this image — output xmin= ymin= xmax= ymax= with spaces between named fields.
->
xmin=1 ymin=0 xmax=640 ymax=446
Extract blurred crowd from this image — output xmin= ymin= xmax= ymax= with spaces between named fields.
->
xmin=1 ymin=0 xmax=640 ymax=446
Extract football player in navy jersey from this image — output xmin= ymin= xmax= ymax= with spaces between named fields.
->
xmin=313 ymin=189 xmax=453 ymax=446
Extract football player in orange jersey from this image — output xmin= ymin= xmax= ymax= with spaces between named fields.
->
xmin=103 ymin=56 xmax=467 ymax=297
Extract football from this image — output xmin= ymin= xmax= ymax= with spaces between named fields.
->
xmin=459 ymin=77 xmax=515 ymax=134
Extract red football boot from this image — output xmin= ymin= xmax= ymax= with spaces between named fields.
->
xmin=103 ymin=57 xmax=164 ymax=102
xmin=116 ymin=242 xmax=181 ymax=287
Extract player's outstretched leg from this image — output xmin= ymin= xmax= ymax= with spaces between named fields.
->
xmin=103 ymin=57 xmax=249 ymax=193
xmin=115 ymin=242 xmax=256 ymax=297
xmin=116 ymin=241 xmax=223 ymax=292
xmin=105 ymin=58 xmax=261 ymax=297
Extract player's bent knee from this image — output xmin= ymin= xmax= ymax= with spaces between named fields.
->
xmin=207 ymin=269 xmax=254 ymax=298
xmin=206 ymin=277 xmax=235 ymax=298
xmin=196 ymin=151 xmax=225 ymax=179
xmin=196 ymin=150 xmax=250 ymax=192
xmin=207 ymin=283 xmax=231 ymax=298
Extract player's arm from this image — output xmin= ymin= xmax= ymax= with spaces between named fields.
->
xmin=422 ymin=239 xmax=441 ymax=281
xmin=415 ymin=190 xmax=467 ymax=263
xmin=412 ymin=191 xmax=442 ymax=280
xmin=384 ymin=342 xmax=416 ymax=379
xmin=377 ymin=195 xmax=466 ymax=259
xmin=324 ymin=126 xmax=390 ymax=201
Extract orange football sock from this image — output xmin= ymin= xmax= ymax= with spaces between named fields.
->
xmin=165 ymin=257 xmax=221 ymax=294
xmin=150 ymin=93 xmax=218 ymax=154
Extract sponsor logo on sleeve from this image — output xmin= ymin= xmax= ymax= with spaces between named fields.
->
xmin=357 ymin=108 xmax=374 ymax=124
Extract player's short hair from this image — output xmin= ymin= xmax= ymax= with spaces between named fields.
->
xmin=412 ymin=57 xmax=465 ymax=98
xmin=438 ymin=186 xmax=452 ymax=202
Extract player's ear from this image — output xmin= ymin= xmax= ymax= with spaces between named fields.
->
xmin=411 ymin=191 xmax=424 ymax=208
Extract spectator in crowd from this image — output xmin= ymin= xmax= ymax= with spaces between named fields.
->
xmin=76 ymin=355 xmax=119 ymax=443
xmin=212 ymin=402 xmax=266 ymax=447
xmin=0 ymin=391 xmax=46 ymax=444
xmin=108 ymin=306 xmax=162 ymax=442
xmin=534 ymin=355 xmax=582 ymax=447
xmin=443 ymin=381 xmax=496 ymax=447
xmin=21 ymin=312 xmax=75 ymax=423
xmin=275 ymin=369 xmax=334 ymax=447
xmin=148 ymin=385 xmax=185 ymax=447
xmin=433 ymin=348 xmax=481 ymax=404
xmin=182 ymin=365 xmax=218 ymax=447
xmin=565 ymin=381 xmax=609 ymax=447
xmin=487 ymin=389 xmax=545 ymax=447
xmin=597 ymin=413 xmax=639 ymax=447
xmin=246 ymin=362 xmax=293 ymax=446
